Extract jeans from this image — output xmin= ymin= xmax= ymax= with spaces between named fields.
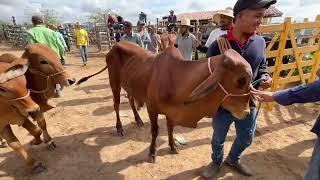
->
xmin=304 ymin=138 xmax=320 ymax=180
xmin=79 ymin=46 xmax=88 ymax=63
xmin=211 ymin=107 xmax=257 ymax=164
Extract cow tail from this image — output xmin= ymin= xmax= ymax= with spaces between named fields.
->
xmin=76 ymin=66 xmax=108 ymax=85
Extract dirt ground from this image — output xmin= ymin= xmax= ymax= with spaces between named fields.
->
xmin=0 ymin=43 xmax=319 ymax=180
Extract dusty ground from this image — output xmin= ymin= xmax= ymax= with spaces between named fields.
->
xmin=0 ymin=43 xmax=319 ymax=180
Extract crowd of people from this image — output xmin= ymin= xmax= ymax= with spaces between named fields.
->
xmin=22 ymin=0 xmax=320 ymax=179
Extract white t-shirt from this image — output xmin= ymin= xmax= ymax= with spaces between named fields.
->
xmin=176 ymin=33 xmax=196 ymax=60
xmin=205 ymin=28 xmax=227 ymax=47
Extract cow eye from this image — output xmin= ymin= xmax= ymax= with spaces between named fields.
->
xmin=237 ymin=77 xmax=247 ymax=88
xmin=40 ymin=60 xmax=48 ymax=64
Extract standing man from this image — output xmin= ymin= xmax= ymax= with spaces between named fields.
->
xmin=27 ymin=16 xmax=65 ymax=65
xmin=137 ymin=21 xmax=151 ymax=50
xmin=59 ymin=25 xmax=71 ymax=51
xmin=48 ymin=24 xmax=68 ymax=65
xmin=174 ymin=19 xmax=197 ymax=60
xmin=73 ymin=22 xmax=89 ymax=66
xmin=120 ymin=21 xmax=143 ymax=47
xmin=160 ymin=23 xmax=177 ymax=51
xmin=139 ymin=12 xmax=147 ymax=24
xmin=148 ymin=25 xmax=161 ymax=53
xmin=168 ymin=10 xmax=177 ymax=25
xmin=202 ymin=0 xmax=276 ymax=178
xmin=196 ymin=8 xmax=234 ymax=53
xmin=206 ymin=8 xmax=234 ymax=48
xmin=253 ymin=70 xmax=320 ymax=180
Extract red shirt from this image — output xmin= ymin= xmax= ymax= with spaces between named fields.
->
xmin=226 ymin=27 xmax=254 ymax=48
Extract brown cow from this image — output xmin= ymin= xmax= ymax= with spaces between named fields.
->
xmin=77 ymin=41 xmax=253 ymax=162
xmin=0 ymin=44 xmax=75 ymax=151
xmin=0 ymin=59 xmax=46 ymax=173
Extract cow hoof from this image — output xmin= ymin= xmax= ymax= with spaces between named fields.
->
xmin=47 ymin=141 xmax=57 ymax=151
xmin=170 ymin=146 xmax=180 ymax=154
xmin=148 ymin=154 xmax=156 ymax=163
xmin=136 ymin=120 xmax=144 ymax=127
xmin=117 ymin=129 xmax=124 ymax=136
xmin=30 ymin=138 xmax=43 ymax=146
xmin=31 ymin=161 xmax=46 ymax=174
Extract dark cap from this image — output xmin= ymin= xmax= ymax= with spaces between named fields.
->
xmin=170 ymin=10 xmax=174 ymax=13
xmin=137 ymin=20 xmax=145 ymax=26
xmin=233 ymin=0 xmax=277 ymax=17
xmin=123 ymin=21 xmax=132 ymax=27
xmin=31 ymin=15 xmax=43 ymax=24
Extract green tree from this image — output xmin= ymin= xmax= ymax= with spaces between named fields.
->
xmin=88 ymin=8 xmax=118 ymax=24
xmin=41 ymin=9 xmax=60 ymax=25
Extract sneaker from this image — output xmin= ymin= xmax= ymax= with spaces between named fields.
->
xmin=225 ymin=158 xmax=254 ymax=176
xmin=201 ymin=162 xmax=221 ymax=179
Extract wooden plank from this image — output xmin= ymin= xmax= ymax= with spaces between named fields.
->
xmin=288 ymin=21 xmax=307 ymax=84
xmin=310 ymin=50 xmax=320 ymax=82
xmin=266 ymin=33 xmax=280 ymax=52
xmin=267 ymin=60 xmax=315 ymax=73
xmin=271 ymin=17 xmax=291 ymax=92
xmin=278 ymin=73 xmax=312 ymax=84
xmin=266 ymin=45 xmax=319 ymax=58
xmin=257 ymin=24 xmax=285 ymax=33
xmin=291 ymin=21 xmax=320 ymax=30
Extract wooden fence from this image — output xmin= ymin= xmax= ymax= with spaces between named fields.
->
xmin=0 ymin=25 xmax=28 ymax=48
xmin=257 ymin=15 xmax=320 ymax=110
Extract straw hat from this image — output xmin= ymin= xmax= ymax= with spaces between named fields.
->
xmin=213 ymin=7 xmax=234 ymax=24
xmin=180 ymin=19 xmax=193 ymax=27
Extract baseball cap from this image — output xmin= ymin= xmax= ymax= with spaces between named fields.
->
xmin=123 ymin=21 xmax=132 ymax=27
xmin=233 ymin=0 xmax=277 ymax=17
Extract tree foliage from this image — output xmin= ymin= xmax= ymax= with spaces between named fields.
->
xmin=41 ymin=9 xmax=60 ymax=25
xmin=88 ymin=8 xmax=118 ymax=24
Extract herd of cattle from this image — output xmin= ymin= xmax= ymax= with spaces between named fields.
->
xmin=0 ymin=41 xmax=254 ymax=173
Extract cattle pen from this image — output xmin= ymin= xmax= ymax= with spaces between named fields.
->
xmin=0 ymin=14 xmax=320 ymax=180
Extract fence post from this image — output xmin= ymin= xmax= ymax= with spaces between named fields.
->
xmin=271 ymin=17 xmax=291 ymax=91
xmin=309 ymin=15 xmax=320 ymax=82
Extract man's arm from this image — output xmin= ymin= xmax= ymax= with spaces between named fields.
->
xmin=253 ymin=79 xmax=320 ymax=105
xmin=206 ymin=40 xmax=221 ymax=58
xmin=274 ymin=80 xmax=320 ymax=105
xmin=257 ymin=40 xmax=272 ymax=89
xmin=174 ymin=35 xmax=179 ymax=48
xmin=85 ymin=30 xmax=89 ymax=46
xmin=144 ymin=33 xmax=151 ymax=44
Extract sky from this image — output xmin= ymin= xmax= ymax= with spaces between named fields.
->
xmin=0 ymin=0 xmax=320 ymax=24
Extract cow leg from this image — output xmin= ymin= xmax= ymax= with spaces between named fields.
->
xmin=1 ymin=125 xmax=46 ymax=173
xmin=148 ymin=111 xmax=159 ymax=163
xmin=109 ymin=72 xmax=123 ymax=136
xmin=35 ymin=113 xmax=56 ymax=151
xmin=166 ymin=117 xmax=179 ymax=154
xmin=21 ymin=119 xmax=43 ymax=145
xmin=0 ymin=137 xmax=7 ymax=148
xmin=128 ymin=96 xmax=144 ymax=127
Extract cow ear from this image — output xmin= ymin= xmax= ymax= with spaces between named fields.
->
xmin=184 ymin=74 xmax=219 ymax=104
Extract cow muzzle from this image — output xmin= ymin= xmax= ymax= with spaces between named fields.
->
xmin=28 ymin=107 xmax=41 ymax=119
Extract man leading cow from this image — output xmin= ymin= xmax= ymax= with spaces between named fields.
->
xmin=202 ymin=0 xmax=276 ymax=178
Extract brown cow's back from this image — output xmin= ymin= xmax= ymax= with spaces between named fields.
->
xmin=108 ymin=41 xmax=156 ymax=104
